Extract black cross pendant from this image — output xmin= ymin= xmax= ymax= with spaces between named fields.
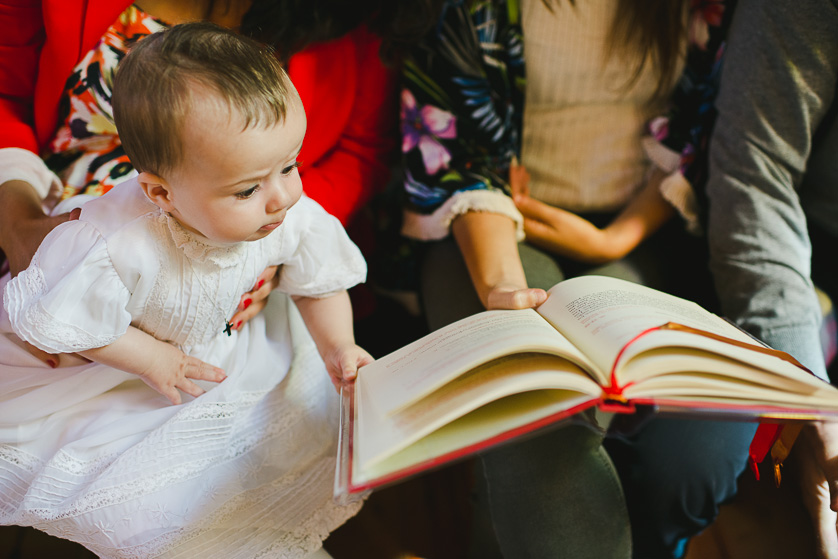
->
xmin=223 ymin=321 xmax=233 ymax=336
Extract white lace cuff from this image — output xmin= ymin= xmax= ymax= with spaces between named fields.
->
xmin=401 ymin=190 xmax=525 ymax=241
xmin=4 ymin=262 xmax=121 ymax=353
xmin=641 ymin=136 xmax=701 ymax=235
xmin=0 ymin=148 xmax=63 ymax=211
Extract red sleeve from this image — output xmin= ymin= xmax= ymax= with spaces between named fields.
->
xmin=0 ymin=0 xmax=45 ymax=153
xmin=297 ymin=28 xmax=399 ymax=226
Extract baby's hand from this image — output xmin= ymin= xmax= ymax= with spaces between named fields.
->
xmin=486 ymin=284 xmax=548 ymax=310
xmin=321 ymin=343 xmax=374 ymax=391
xmin=137 ymin=344 xmax=227 ymax=405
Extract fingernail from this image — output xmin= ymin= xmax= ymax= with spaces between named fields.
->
xmin=242 ymin=298 xmax=252 ymax=310
xmin=256 ymin=278 xmax=265 ymax=289
xmin=46 ymin=359 xmax=57 ymax=368
xmin=235 ymin=321 xmax=242 ymax=330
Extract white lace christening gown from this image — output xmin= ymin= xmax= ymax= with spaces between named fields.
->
xmin=0 ymin=180 xmax=366 ymax=559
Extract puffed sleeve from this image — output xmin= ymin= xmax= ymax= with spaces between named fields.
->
xmin=3 ymin=219 xmax=133 ymax=353
xmin=273 ymin=196 xmax=367 ymax=297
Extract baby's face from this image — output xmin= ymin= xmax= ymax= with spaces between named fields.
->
xmin=158 ymin=92 xmax=306 ymax=244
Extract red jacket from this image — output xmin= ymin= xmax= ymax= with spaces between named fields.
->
xmin=0 ymin=0 xmax=398 ymax=225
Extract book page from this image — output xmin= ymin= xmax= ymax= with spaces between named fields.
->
xmin=619 ymin=346 xmax=834 ymax=403
xmin=358 ymin=309 xmax=600 ymax=416
xmin=356 ymin=353 xmax=601 ymax=469
xmin=536 ymin=275 xmax=755 ymax=376
xmin=616 ymin=329 xmax=826 ymax=388
xmin=354 ymin=378 xmax=599 ymax=486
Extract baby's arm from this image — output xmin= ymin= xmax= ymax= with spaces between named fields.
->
xmin=292 ymin=291 xmax=373 ymax=389
xmin=78 ymin=326 xmax=226 ymax=405
xmin=516 ymin=167 xmax=674 ymax=264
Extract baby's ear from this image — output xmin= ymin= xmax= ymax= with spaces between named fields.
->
xmin=138 ymin=172 xmax=176 ymax=212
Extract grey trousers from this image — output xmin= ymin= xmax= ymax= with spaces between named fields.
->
xmin=420 ymin=237 xmax=755 ymax=559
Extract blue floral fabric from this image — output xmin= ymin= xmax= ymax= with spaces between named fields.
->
xmin=401 ymin=0 xmax=524 ymax=214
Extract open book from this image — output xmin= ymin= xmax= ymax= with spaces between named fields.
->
xmin=335 ymin=276 xmax=838 ymax=497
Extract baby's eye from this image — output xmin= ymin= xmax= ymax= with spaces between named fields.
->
xmin=235 ymin=185 xmax=260 ymax=199
xmin=281 ymin=161 xmax=302 ymax=176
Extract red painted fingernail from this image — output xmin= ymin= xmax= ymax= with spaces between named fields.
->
xmin=46 ymin=359 xmax=57 ymax=368
xmin=235 ymin=321 xmax=242 ymax=329
xmin=256 ymin=279 xmax=265 ymax=289
xmin=242 ymin=298 xmax=252 ymax=310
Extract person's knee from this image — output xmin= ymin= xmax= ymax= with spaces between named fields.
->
xmin=519 ymin=242 xmax=563 ymax=290
xmin=629 ymin=420 xmax=757 ymax=518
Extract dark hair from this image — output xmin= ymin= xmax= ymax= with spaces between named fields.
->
xmin=239 ymin=0 xmax=446 ymax=64
xmin=241 ymin=0 xmax=374 ymax=61
xmin=538 ymin=0 xmax=689 ymax=105
xmin=608 ymin=0 xmax=689 ymax=104
xmin=112 ymin=22 xmax=293 ymax=176
xmin=367 ymin=0 xmax=689 ymax=89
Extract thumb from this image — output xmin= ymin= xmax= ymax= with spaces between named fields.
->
xmin=23 ymin=341 xmax=60 ymax=368
xmin=515 ymin=195 xmax=554 ymax=222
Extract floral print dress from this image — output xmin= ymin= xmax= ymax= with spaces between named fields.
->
xmin=399 ymin=0 xmax=734 ymax=237
xmin=44 ymin=4 xmax=166 ymax=201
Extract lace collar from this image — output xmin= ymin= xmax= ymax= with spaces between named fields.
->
xmin=163 ymin=212 xmax=247 ymax=268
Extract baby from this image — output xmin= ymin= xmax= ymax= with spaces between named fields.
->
xmin=1 ymin=22 xmax=370 ymax=558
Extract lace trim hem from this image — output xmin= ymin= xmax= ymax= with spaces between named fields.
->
xmin=401 ymin=189 xmax=525 ymax=242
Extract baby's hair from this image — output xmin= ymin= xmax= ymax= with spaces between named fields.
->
xmin=113 ymin=22 xmax=293 ymax=176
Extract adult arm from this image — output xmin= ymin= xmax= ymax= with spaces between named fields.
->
xmin=706 ymin=0 xmax=838 ymax=381
xmin=452 ymin=211 xmax=546 ymax=310
xmin=0 ymin=178 xmax=68 ymax=276
xmin=400 ymin=1 xmax=542 ymax=309
xmin=516 ymin=167 xmax=674 ymax=264
xmin=706 ymin=0 xmax=838 ymax=553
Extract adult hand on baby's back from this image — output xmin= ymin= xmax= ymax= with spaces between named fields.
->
xmin=229 ymin=265 xmax=281 ymax=331
xmin=5 ymin=206 xmax=80 ymax=278
xmin=0 ymin=180 xmax=82 ymax=277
